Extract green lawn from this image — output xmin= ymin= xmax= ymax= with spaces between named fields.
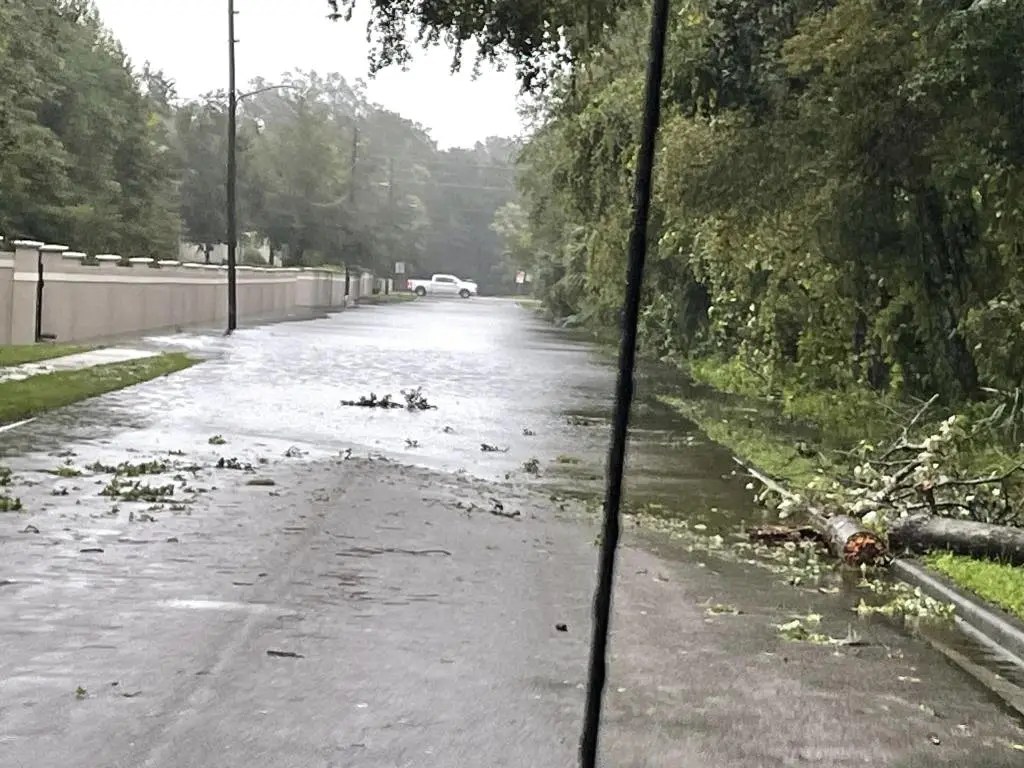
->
xmin=0 ymin=352 xmax=196 ymax=425
xmin=0 ymin=344 xmax=93 ymax=367
xmin=924 ymin=552 xmax=1024 ymax=622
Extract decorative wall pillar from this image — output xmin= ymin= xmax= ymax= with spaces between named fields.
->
xmin=10 ymin=240 xmax=42 ymax=344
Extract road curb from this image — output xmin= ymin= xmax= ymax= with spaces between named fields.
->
xmin=892 ymin=558 xmax=1024 ymax=716
xmin=892 ymin=558 xmax=1024 ymax=665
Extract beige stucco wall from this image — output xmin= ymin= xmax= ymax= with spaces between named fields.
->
xmin=0 ymin=244 xmax=360 ymax=345
xmin=0 ymin=255 xmax=13 ymax=345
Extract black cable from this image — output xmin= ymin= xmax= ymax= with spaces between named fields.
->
xmin=578 ymin=0 xmax=671 ymax=766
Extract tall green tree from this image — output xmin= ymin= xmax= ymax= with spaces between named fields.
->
xmin=0 ymin=0 xmax=179 ymax=256
xmin=481 ymin=0 xmax=1024 ymax=402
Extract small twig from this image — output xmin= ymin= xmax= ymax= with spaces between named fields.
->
xmin=733 ymin=457 xmax=797 ymax=502
xmin=933 ymin=464 xmax=1024 ymax=489
xmin=267 ymin=649 xmax=304 ymax=658
xmin=349 ymin=546 xmax=452 ymax=557
xmin=740 ymin=362 xmax=772 ymax=389
xmin=867 ymin=458 xmax=920 ymax=469
xmin=903 ymin=501 xmax=972 ymax=513
xmin=878 ymin=443 xmax=927 ymax=462
xmin=489 ymin=508 xmax=521 ymax=519
xmin=876 ymin=461 xmax=922 ymax=500
xmin=903 ymin=394 xmax=939 ymax=439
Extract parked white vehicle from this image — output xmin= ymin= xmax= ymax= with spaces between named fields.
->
xmin=406 ymin=274 xmax=479 ymax=298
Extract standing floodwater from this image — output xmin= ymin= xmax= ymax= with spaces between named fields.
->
xmin=1 ymin=300 xmax=1021 ymax=767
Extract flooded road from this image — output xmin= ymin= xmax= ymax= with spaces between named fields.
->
xmin=2 ymin=297 xmax=752 ymax=519
xmin=1 ymin=298 xmax=1023 ymax=766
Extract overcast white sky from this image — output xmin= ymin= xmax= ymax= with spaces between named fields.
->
xmin=91 ymin=0 xmax=525 ymax=149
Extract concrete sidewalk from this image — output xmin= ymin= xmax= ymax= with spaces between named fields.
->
xmin=0 ymin=347 xmax=158 ymax=383
xmin=0 ymin=457 xmax=1021 ymax=767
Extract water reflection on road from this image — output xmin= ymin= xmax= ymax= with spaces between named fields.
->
xmin=3 ymin=296 xmax=1024 ymax=757
xmin=0 ymin=297 xmax=752 ymax=527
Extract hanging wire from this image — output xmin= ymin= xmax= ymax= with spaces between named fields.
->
xmin=578 ymin=0 xmax=671 ymax=766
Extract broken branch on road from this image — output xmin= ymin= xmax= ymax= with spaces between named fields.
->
xmin=340 ymin=387 xmax=437 ymax=411
xmin=740 ymin=400 xmax=1024 ymax=566
xmin=488 ymin=499 xmax=520 ymax=519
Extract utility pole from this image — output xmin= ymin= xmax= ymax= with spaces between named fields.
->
xmin=387 ymin=157 xmax=395 ymax=205
xmin=226 ymin=0 xmax=238 ymax=333
xmin=386 ymin=157 xmax=394 ymax=295
xmin=345 ymin=125 xmax=358 ymax=299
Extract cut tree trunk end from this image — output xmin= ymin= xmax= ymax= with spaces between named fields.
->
xmin=889 ymin=514 xmax=1024 ymax=566
xmin=821 ymin=515 xmax=888 ymax=567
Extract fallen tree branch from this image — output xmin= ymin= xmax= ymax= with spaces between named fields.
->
xmin=889 ymin=514 xmax=1024 ymax=566
xmin=748 ymin=524 xmax=819 ymax=545
xmin=734 ymin=458 xmax=888 ymax=567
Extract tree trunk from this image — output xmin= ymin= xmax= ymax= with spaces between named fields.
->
xmin=889 ymin=514 xmax=1024 ymax=566
xmin=819 ymin=514 xmax=888 ymax=567
xmin=735 ymin=459 xmax=888 ymax=566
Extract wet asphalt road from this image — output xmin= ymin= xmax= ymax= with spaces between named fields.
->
xmin=1 ymin=298 xmax=1023 ymax=766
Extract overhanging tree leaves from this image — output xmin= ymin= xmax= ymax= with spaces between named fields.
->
xmin=489 ymin=0 xmax=1024 ymax=402
xmin=326 ymin=0 xmax=633 ymax=91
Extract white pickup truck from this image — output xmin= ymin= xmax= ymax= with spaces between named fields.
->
xmin=406 ymin=274 xmax=479 ymax=298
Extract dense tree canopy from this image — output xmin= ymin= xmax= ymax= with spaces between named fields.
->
xmin=484 ymin=0 xmax=1024 ymax=403
xmin=1 ymin=1 xmax=520 ymax=291
xmin=0 ymin=0 xmax=179 ymax=256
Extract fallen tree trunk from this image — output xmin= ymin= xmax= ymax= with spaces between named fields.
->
xmin=822 ymin=515 xmax=889 ymax=568
xmin=889 ymin=514 xmax=1024 ymax=566
xmin=735 ymin=458 xmax=888 ymax=567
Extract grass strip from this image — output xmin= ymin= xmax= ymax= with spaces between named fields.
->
xmin=660 ymin=394 xmax=825 ymax=490
xmin=0 ymin=344 xmax=94 ymax=367
xmin=0 ymin=352 xmax=196 ymax=425
xmin=924 ymin=552 xmax=1024 ymax=622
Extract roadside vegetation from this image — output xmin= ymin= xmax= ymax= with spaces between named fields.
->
xmin=925 ymin=552 xmax=1024 ymax=622
xmin=0 ymin=353 xmax=196 ymax=425
xmin=0 ymin=344 xmax=93 ymax=368
xmin=474 ymin=1 xmax=1024 ymax=617
xmin=665 ymin=357 xmax=1024 ymax=620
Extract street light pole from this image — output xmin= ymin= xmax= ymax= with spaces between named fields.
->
xmin=345 ymin=125 xmax=358 ymax=300
xmin=226 ymin=0 xmax=239 ymax=334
